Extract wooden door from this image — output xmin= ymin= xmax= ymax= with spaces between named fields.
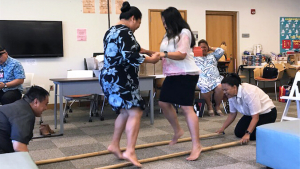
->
xmin=206 ymin=11 xmax=237 ymax=73
xmin=142 ymin=9 xmax=186 ymax=75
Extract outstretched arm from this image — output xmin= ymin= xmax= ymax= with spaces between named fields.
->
xmin=143 ymin=52 xmax=160 ymax=64
xmin=140 ymin=48 xmax=155 ymax=56
xmin=158 ymin=51 xmax=187 ymax=60
xmin=216 ymin=112 xmax=237 ymax=134
xmin=240 ymin=113 xmax=259 ymax=144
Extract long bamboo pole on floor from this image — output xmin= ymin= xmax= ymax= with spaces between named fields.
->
xmin=95 ymin=141 xmax=241 ymax=169
xmin=35 ymin=133 xmax=221 ymax=165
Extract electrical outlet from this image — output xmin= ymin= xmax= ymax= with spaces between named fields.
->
xmin=49 ymin=85 xmax=54 ymax=91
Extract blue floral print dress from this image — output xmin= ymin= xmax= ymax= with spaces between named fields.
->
xmin=194 ymin=48 xmax=224 ymax=93
xmin=100 ymin=25 xmax=146 ymax=112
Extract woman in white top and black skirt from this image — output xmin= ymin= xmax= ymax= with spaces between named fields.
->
xmin=217 ymin=73 xmax=277 ymax=144
xmin=156 ymin=7 xmax=202 ymax=161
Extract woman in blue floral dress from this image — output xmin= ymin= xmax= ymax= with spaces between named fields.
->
xmin=194 ymin=39 xmax=225 ymax=117
xmin=99 ymin=2 xmax=160 ymax=167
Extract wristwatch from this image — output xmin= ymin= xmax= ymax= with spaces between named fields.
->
xmin=164 ymin=51 xmax=168 ymax=58
xmin=245 ymin=130 xmax=251 ymax=135
xmin=4 ymin=83 xmax=7 ymax=88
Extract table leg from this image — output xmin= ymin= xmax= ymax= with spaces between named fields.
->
xmin=54 ymin=84 xmax=58 ymax=129
xmin=59 ymin=84 xmax=64 ymax=134
xmin=249 ymin=69 xmax=251 ymax=84
xmin=150 ymin=88 xmax=154 ymax=125
xmin=297 ymin=100 xmax=300 ymax=119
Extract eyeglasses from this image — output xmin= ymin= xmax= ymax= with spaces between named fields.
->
xmin=0 ymin=52 xmax=5 ymax=56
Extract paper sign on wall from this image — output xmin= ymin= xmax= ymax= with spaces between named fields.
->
xmin=100 ymin=0 xmax=111 ymax=14
xmin=115 ymin=0 xmax=124 ymax=14
xmin=83 ymin=0 xmax=95 ymax=13
xmin=77 ymin=29 xmax=87 ymax=41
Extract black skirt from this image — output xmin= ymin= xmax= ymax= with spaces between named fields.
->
xmin=159 ymin=75 xmax=198 ymax=106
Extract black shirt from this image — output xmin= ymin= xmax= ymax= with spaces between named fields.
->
xmin=0 ymin=98 xmax=35 ymax=153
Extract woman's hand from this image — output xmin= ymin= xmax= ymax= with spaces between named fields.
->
xmin=240 ymin=134 xmax=250 ymax=145
xmin=209 ymin=46 xmax=215 ymax=51
xmin=216 ymin=128 xmax=225 ymax=134
xmin=140 ymin=48 xmax=154 ymax=56
xmin=151 ymin=52 xmax=161 ymax=63
xmin=159 ymin=52 xmax=165 ymax=60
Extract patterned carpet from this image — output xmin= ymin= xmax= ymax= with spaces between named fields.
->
xmin=28 ymin=94 xmax=295 ymax=169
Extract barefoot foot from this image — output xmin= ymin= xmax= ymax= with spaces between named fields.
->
xmin=169 ymin=129 xmax=184 ymax=145
xmin=108 ymin=144 xmax=123 ymax=159
xmin=123 ymin=151 xmax=142 ymax=167
xmin=186 ymin=145 xmax=202 ymax=161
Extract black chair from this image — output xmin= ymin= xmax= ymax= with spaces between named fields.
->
xmin=83 ymin=56 xmax=106 ymax=121
xmin=237 ymin=65 xmax=247 ymax=79
xmin=93 ymin=52 xmax=104 ymax=57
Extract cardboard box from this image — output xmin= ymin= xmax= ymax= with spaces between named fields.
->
xmin=287 ymin=54 xmax=299 ymax=65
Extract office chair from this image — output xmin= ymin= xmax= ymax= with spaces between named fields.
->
xmin=63 ymin=70 xmax=99 ymax=122
xmin=237 ymin=65 xmax=247 ymax=79
xmin=22 ymin=73 xmax=34 ymax=95
xmin=84 ymin=56 xmax=106 ymax=120
xmin=253 ymin=63 xmax=285 ymax=101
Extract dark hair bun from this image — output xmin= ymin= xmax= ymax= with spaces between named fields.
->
xmin=121 ymin=1 xmax=131 ymax=13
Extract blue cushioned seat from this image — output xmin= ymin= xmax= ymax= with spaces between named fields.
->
xmin=256 ymin=120 xmax=300 ymax=169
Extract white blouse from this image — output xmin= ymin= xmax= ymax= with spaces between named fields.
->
xmin=228 ymin=83 xmax=275 ymax=116
xmin=160 ymin=28 xmax=200 ymax=76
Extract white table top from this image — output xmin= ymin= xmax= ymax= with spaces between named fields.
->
xmin=148 ymin=74 xmax=166 ymax=79
xmin=244 ymin=64 xmax=298 ymax=69
xmin=243 ymin=66 xmax=263 ymax=69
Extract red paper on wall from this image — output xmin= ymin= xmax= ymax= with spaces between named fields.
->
xmin=293 ymin=40 xmax=300 ymax=49
xmin=282 ymin=40 xmax=291 ymax=49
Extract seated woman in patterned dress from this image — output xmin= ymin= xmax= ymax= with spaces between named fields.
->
xmin=99 ymin=2 xmax=160 ymax=167
xmin=194 ymin=39 xmax=225 ymax=117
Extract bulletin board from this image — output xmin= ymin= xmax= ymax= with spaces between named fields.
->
xmin=280 ymin=17 xmax=300 ymax=53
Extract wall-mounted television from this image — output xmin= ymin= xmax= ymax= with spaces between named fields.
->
xmin=0 ymin=20 xmax=63 ymax=58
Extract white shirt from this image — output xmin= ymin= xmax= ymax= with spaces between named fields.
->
xmin=160 ymin=28 xmax=200 ymax=76
xmin=228 ymin=83 xmax=275 ymax=116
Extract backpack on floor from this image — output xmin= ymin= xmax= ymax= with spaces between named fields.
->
xmin=194 ymin=99 xmax=206 ymax=118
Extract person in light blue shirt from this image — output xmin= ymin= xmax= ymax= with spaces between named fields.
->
xmin=0 ymin=45 xmax=25 ymax=105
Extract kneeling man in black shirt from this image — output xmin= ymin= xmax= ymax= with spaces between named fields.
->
xmin=0 ymin=86 xmax=49 ymax=153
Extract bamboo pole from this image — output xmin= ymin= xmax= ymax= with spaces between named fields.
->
xmin=95 ymin=141 xmax=241 ymax=169
xmin=35 ymin=133 xmax=220 ymax=165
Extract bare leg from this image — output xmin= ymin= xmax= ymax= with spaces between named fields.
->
xmin=181 ymin=106 xmax=202 ymax=161
xmin=122 ymin=108 xmax=143 ymax=167
xmin=159 ymin=101 xmax=184 ymax=145
xmin=108 ymin=109 xmax=128 ymax=159
xmin=200 ymin=91 xmax=214 ymax=116
xmin=213 ymin=84 xmax=224 ymax=115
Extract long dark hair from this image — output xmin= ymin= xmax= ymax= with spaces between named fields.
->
xmin=119 ymin=1 xmax=142 ymax=20
xmin=161 ymin=7 xmax=195 ymax=48
xmin=221 ymin=73 xmax=241 ymax=87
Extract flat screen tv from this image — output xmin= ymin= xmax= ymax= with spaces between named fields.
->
xmin=0 ymin=20 xmax=63 ymax=58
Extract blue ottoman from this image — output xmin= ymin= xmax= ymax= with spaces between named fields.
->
xmin=256 ymin=120 xmax=300 ymax=169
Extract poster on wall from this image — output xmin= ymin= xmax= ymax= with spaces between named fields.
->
xmin=280 ymin=17 xmax=300 ymax=53
xmin=115 ymin=0 xmax=124 ymax=14
xmin=83 ymin=0 xmax=95 ymax=13
xmin=77 ymin=29 xmax=87 ymax=41
xmin=100 ymin=0 xmax=112 ymax=14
